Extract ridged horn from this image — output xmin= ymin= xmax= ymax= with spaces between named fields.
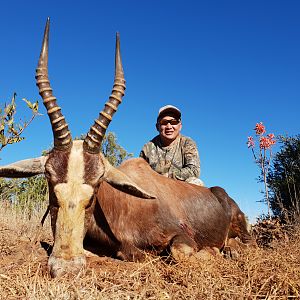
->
xmin=35 ymin=18 xmax=72 ymax=150
xmin=83 ymin=32 xmax=126 ymax=154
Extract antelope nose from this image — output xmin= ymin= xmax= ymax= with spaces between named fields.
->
xmin=48 ymin=255 xmax=86 ymax=278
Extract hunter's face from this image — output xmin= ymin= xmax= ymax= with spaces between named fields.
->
xmin=157 ymin=115 xmax=182 ymax=146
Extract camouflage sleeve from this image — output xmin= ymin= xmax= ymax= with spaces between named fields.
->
xmin=172 ymin=138 xmax=200 ymax=181
xmin=139 ymin=144 xmax=149 ymax=162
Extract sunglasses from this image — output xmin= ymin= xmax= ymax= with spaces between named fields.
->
xmin=159 ymin=119 xmax=180 ymax=126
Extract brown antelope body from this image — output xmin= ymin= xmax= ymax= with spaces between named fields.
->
xmin=0 ymin=19 xmax=254 ymax=278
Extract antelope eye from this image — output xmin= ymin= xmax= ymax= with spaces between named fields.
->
xmin=85 ymin=197 xmax=94 ymax=209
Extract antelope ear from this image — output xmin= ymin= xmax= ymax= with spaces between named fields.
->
xmin=0 ymin=156 xmax=48 ymax=178
xmin=102 ymin=159 xmax=156 ymax=199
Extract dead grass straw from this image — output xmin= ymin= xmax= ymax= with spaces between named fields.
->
xmin=0 ymin=204 xmax=299 ymax=299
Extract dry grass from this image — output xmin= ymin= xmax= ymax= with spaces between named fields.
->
xmin=0 ymin=205 xmax=299 ymax=300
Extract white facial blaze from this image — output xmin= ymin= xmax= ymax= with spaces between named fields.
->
xmin=52 ymin=141 xmax=94 ymax=259
xmin=54 ymin=141 xmax=94 ymax=207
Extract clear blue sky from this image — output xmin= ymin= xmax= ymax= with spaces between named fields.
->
xmin=0 ymin=1 xmax=299 ymax=222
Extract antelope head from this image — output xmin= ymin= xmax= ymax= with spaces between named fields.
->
xmin=0 ymin=18 xmax=154 ymax=277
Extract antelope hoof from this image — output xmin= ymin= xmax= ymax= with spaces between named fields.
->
xmin=222 ymin=246 xmax=239 ymax=260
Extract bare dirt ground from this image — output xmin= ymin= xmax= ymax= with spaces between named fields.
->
xmin=0 ymin=206 xmax=300 ymax=299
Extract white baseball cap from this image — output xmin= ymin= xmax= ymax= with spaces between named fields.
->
xmin=157 ymin=105 xmax=181 ymax=121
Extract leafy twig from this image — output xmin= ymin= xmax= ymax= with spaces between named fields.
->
xmin=0 ymin=93 xmax=41 ymax=153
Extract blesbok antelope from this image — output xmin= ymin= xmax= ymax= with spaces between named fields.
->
xmin=0 ymin=19 xmax=255 ymax=277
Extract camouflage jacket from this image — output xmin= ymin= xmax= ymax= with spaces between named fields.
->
xmin=140 ymin=134 xmax=200 ymax=181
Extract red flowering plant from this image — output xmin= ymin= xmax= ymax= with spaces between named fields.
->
xmin=247 ymin=122 xmax=276 ymax=217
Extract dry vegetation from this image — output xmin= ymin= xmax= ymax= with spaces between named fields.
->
xmin=0 ymin=204 xmax=299 ymax=300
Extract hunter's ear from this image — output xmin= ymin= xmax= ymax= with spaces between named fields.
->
xmin=156 ymin=122 xmax=159 ymax=131
xmin=102 ymin=159 xmax=156 ymax=199
xmin=0 ymin=156 xmax=48 ymax=178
